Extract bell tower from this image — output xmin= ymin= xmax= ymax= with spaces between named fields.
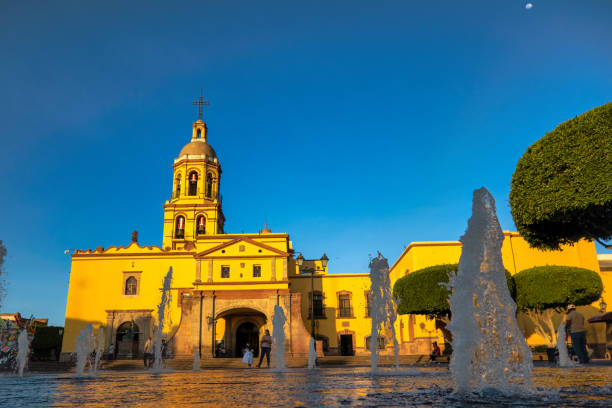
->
xmin=162 ymin=95 xmax=225 ymax=250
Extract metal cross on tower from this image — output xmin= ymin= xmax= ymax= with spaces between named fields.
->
xmin=192 ymin=92 xmax=210 ymax=121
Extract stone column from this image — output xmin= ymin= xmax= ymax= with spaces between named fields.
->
xmin=200 ymin=292 xmax=215 ymax=357
xmin=270 ymin=257 xmax=276 ymax=281
xmin=207 ymin=259 xmax=214 ymax=283
xmin=282 ymin=257 xmax=288 ymax=280
xmin=171 ymin=292 xmax=201 ymax=356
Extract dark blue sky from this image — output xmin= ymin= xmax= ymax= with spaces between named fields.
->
xmin=1 ymin=0 xmax=611 ymax=325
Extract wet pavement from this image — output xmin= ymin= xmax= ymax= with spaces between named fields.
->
xmin=1 ymin=365 xmax=611 ymax=407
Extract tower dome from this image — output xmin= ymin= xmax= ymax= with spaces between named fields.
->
xmin=178 ymin=140 xmax=217 ymax=160
xmin=177 ymin=119 xmax=218 ymax=162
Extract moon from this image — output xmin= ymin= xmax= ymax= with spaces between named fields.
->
xmin=525 ymin=3 xmax=533 ymax=9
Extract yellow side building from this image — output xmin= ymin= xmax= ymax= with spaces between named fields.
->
xmin=60 ymin=110 xmax=611 ymax=361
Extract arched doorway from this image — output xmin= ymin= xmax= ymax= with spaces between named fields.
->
xmin=116 ymin=321 xmax=140 ymax=359
xmin=235 ymin=322 xmax=260 ymax=357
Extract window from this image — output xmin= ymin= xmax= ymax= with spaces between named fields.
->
xmin=196 ymin=215 xmax=206 ymax=235
xmin=122 ymin=272 xmax=141 ymax=296
xmin=253 ymin=265 xmax=261 ymax=278
xmin=365 ymin=291 xmax=372 ymax=317
xmin=175 ymin=175 xmax=181 ymax=198
xmin=221 ymin=266 xmax=230 ymax=278
xmin=206 ymin=173 xmax=213 ymax=198
xmin=125 ymin=276 xmax=138 ymax=295
xmin=309 ymin=292 xmax=325 ymax=318
xmin=338 ymin=293 xmax=353 ymax=318
xmin=175 ymin=216 xmax=185 ymax=239
xmin=188 ymin=171 xmax=198 ymax=196
xmin=365 ymin=336 xmax=385 ymax=350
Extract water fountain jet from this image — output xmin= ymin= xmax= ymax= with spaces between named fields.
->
xmin=447 ymin=187 xmax=532 ymax=395
xmin=16 ymin=329 xmax=30 ymax=376
xmin=368 ymin=253 xmax=400 ymax=373
xmin=153 ymin=267 xmax=173 ymax=371
xmin=557 ymin=322 xmax=577 ymax=367
xmin=272 ymin=304 xmax=287 ymax=370
xmin=75 ymin=323 xmax=93 ymax=376
xmin=93 ymin=327 xmax=104 ymax=373
xmin=308 ymin=337 xmax=316 ymax=369
xmin=193 ymin=348 xmax=201 ymax=371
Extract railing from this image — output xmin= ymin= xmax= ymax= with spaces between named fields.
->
xmin=338 ymin=307 xmax=353 ymax=318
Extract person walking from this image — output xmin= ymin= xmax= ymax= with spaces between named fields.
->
xmin=106 ymin=343 xmax=115 ymax=360
xmin=566 ymin=304 xmax=589 ymax=364
xmin=242 ymin=343 xmax=254 ymax=368
xmin=257 ymin=329 xmax=272 ymax=368
xmin=429 ymin=341 xmax=441 ymax=363
xmin=143 ymin=337 xmax=153 ymax=368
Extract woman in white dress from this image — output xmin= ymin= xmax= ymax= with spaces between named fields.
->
xmin=242 ymin=343 xmax=254 ymax=368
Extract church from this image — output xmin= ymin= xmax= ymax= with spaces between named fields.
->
xmin=60 ymin=100 xmax=609 ymax=362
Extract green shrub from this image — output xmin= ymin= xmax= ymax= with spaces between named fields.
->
xmin=31 ymin=326 xmax=63 ymax=351
xmin=393 ymin=264 xmax=515 ymax=319
xmin=510 ymin=102 xmax=612 ymax=250
xmin=533 ymin=345 xmax=548 ymax=353
xmin=514 ymin=265 xmax=603 ymax=311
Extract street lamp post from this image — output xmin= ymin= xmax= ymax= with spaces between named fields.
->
xmin=296 ymin=253 xmax=329 ymax=342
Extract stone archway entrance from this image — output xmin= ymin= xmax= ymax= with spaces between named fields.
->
xmin=217 ymin=307 xmax=266 ymax=358
xmin=116 ymin=321 xmax=140 ymax=359
xmin=235 ymin=322 xmax=260 ymax=357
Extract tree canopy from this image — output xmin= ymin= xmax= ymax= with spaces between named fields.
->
xmin=509 ymin=102 xmax=612 ymax=250
xmin=514 ymin=265 xmax=603 ymax=311
xmin=393 ymin=263 xmax=516 ymax=319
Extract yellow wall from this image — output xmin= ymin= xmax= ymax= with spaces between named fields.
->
xmin=290 ymin=273 xmax=372 ymax=351
xmin=62 ymin=246 xmax=195 ymax=353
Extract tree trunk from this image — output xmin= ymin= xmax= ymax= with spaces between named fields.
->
xmin=525 ymin=310 xmax=556 ymax=347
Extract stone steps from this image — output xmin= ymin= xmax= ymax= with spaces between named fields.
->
xmin=25 ymin=354 xmax=455 ymax=372
xmin=22 ymin=353 xmax=561 ymax=373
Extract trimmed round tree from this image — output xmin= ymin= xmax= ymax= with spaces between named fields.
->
xmin=393 ymin=263 xmax=516 ymax=321
xmin=514 ymin=265 xmax=603 ymax=347
xmin=510 ymin=102 xmax=612 ymax=250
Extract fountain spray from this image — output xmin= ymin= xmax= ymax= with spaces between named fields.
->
xmin=369 ymin=253 xmax=400 ymax=373
xmin=16 ymin=329 xmax=30 ymax=376
xmin=272 ymin=304 xmax=287 ymax=370
xmin=308 ymin=337 xmax=317 ymax=369
xmin=447 ymin=188 xmax=532 ymax=394
xmin=153 ymin=267 xmax=173 ymax=370
xmin=75 ymin=323 xmax=93 ymax=376
xmin=193 ymin=348 xmax=201 ymax=371
xmin=557 ymin=322 xmax=577 ymax=367
xmin=93 ymin=327 xmax=104 ymax=373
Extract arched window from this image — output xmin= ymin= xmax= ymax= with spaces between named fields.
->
xmin=206 ymin=173 xmax=213 ymax=198
xmin=196 ymin=215 xmax=206 ymax=235
xmin=188 ymin=171 xmax=198 ymax=196
xmin=175 ymin=216 xmax=185 ymax=239
xmin=197 ymin=128 xmax=201 ymax=138
xmin=175 ymin=174 xmax=181 ymax=198
xmin=125 ymin=276 xmax=138 ymax=295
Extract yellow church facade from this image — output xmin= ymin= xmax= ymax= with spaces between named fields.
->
xmin=61 ymin=110 xmax=610 ymax=361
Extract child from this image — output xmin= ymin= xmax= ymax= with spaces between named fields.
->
xmin=242 ymin=343 xmax=254 ymax=368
